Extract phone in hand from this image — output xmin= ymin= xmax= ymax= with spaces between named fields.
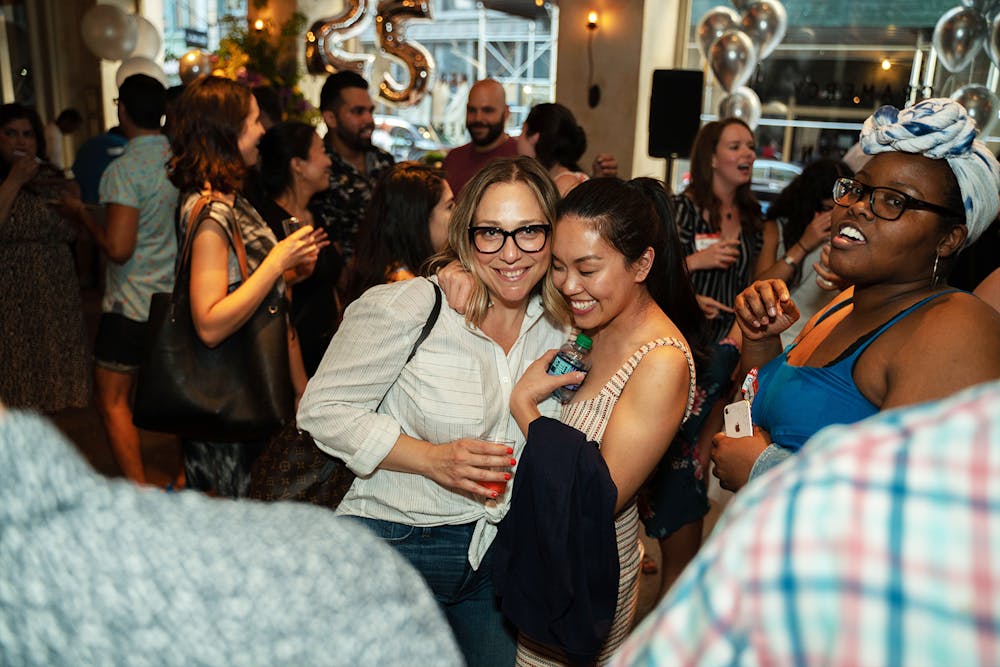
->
xmin=724 ymin=399 xmax=753 ymax=438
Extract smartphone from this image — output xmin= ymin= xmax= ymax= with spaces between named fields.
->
xmin=724 ymin=399 xmax=753 ymax=438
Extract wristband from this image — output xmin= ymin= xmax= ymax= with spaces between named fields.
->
xmin=782 ymin=254 xmax=797 ymax=266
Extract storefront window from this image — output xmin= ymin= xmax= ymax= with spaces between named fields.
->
xmin=687 ymin=0 xmax=998 ymax=166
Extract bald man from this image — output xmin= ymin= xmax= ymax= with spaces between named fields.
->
xmin=442 ymin=78 xmax=519 ymax=195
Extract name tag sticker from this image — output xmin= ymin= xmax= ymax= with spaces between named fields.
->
xmin=695 ymin=233 xmax=721 ymax=251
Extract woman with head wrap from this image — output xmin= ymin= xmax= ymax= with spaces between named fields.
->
xmin=711 ymin=98 xmax=1000 ymax=492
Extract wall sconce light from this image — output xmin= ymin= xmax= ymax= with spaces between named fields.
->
xmin=253 ymin=18 xmax=267 ymax=32
xmin=587 ymin=10 xmax=600 ymax=108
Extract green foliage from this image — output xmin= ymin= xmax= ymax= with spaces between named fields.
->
xmin=214 ymin=12 xmax=319 ymax=125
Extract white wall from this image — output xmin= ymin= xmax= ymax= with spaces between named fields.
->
xmin=555 ymin=0 xmax=687 ymax=180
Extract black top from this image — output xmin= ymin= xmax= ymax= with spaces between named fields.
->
xmin=249 ymin=193 xmax=344 ymax=377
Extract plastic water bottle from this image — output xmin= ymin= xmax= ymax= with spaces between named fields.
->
xmin=547 ymin=333 xmax=593 ymax=403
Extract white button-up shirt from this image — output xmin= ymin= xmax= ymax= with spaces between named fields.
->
xmin=298 ymin=276 xmax=568 ymax=567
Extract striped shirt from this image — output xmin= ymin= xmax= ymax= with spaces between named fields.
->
xmin=674 ymin=194 xmax=763 ymax=343
xmin=612 ymin=379 xmax=1000 ymax=667
xmin=297 ymin=276 xmax=567 ymax=568
xmin=518 ymin=338 xmax=696 ymax=666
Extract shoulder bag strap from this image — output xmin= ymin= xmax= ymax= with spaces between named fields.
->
xmin=406 ymin=281 xmax=442 ymax=363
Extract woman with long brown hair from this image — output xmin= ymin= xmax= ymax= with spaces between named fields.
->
xmin=169 ymin=76 xmax=325 ymax=497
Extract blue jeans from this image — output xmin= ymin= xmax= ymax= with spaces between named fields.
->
xmin=351 ymin=517 xmax=516 ymax=667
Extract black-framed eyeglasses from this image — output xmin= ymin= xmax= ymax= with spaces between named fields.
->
xmin=832 ymin=177 xmax=963 ymax=222
xmin=468 ymin=224 xmax=552 ymax=254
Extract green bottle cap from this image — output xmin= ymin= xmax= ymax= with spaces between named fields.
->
xmin=575 ymin=333 xmax=592 ymax=350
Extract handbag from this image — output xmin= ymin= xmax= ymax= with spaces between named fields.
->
xmin=247 ymin=281 xmax=443 ymax=509
xmin=132 ymin=194 xmax=294 ymax=441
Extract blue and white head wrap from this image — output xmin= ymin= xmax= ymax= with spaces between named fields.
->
xmin=860 ymin=98 xmax=1000 ymax=247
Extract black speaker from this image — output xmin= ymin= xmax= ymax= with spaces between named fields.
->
xmin=648 ymin=69 xmax=704 ymax=159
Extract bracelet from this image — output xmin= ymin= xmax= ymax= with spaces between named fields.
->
xmin=782 ymin=254 xmax=797 ymax=266
xmin=794 ymin=241 xmax=809 ymax=254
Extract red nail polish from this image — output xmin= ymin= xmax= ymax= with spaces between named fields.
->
xmin=491 ymin=490 xmax=499 ymax=498
xmin=506 ymin=447 xmax=514 ymax=455
xmin=504 ymin=473 xmax=511 ymax=481
xmin=509 ymin=458 xmax=517 ymax=466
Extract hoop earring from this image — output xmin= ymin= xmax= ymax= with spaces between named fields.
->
xmin=931 ymin=253 xmax=940 ymax=287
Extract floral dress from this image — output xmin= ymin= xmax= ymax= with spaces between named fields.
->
xmin=0 ymin=188 xmax=90 ymax=411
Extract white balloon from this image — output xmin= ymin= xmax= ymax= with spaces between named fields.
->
xmin=81 ymin=4 xmax=137 ymax=61
xmin=933 ymin=6 xmax=987 ymax=73
xmin=951 ymin=84 xmax=998 ymax=135
xmin=129 ymin=15 xmax=162 ymax=60
xmin=719 ymin=86 xmax=762 ymax=128
xmin=115 ymin=56 xmax=167 ymax=88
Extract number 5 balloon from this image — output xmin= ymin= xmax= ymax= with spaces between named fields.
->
xmin=375 ymin=0 xmax=435 ymax=106
xmin=709 ymin=30 xmax=758 ymax=92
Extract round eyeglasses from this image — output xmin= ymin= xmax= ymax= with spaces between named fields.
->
xmin=468 ymin=224 xmax=552 ymax=254
xmin=832 ymin=177 xmax=963 ymax=222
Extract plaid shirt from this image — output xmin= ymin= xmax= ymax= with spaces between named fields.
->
xmin=613 ymin=380 xmax=1000 ymax=667
xmin=308 ymin=143 xmax=394 ymax=262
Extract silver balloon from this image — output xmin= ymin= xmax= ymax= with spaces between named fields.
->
xmin=719 ymin=86 xmax=762 ymax=128
xmin=951 ymin=84 xmax=999 ymax=135
xmin=178 ymin=49 xmax=211 ymax=84
xmin=81 ymin=4 xmax=137 ymax=61
xmin=988 ymin=13 xmax=1000 ymax=69
xmin=375 ymin=0 xmax=435 ymax=106
xmin=305 ymin=0 xmax=375 ymax=78
xmin=129 ymin=15 xmax=162 ymax=60
xmin=115 ymin=56 xmax=166 ymax=88
xmin=709 ymin=30 xmax=757 ymax=92
xmin=740 ymin=0 xmax=787 ymax=61
xmin=697 ymin=6 xmax=741 ymax=61
xmin=933 ymin=6 xmax=987 ymax=73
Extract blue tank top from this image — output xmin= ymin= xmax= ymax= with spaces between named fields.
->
xmin=753 ymin=290 xmax=957 ymax=452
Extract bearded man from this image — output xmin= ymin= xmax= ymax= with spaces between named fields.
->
xmin=441 ymin=78 xmax=519 ymax=197
xmin=309 ymin=71 xmax=395 ymax=262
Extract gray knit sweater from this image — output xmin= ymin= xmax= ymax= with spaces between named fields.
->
xmin=0 ymin=411 xmax=463 ymax=666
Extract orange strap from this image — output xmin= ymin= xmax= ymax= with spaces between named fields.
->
xmin=786 ymin=286 xmax=854 ymax=365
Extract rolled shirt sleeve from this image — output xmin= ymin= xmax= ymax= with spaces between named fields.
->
xmin=297 ymin=279 xmax=437 ymax=476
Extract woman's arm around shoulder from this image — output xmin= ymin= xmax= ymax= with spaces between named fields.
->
xmin=297 ymin=278 xmax=438 ymax=468
xmin=883 ymin=292 xmax=1000 ymax=410
xmin=297 ymin=278 xmax=515 ymax=498
xmin=601 ymin=343 xmax=693 ymax=513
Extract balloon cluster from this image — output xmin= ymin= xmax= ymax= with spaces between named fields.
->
xmin=697 ymin=1 xmax=788 ymax=128
xmin=81 ymin=5 xmax=167 ymax=86
xmin=932 ymin=1 xmax=1000 ymax=134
